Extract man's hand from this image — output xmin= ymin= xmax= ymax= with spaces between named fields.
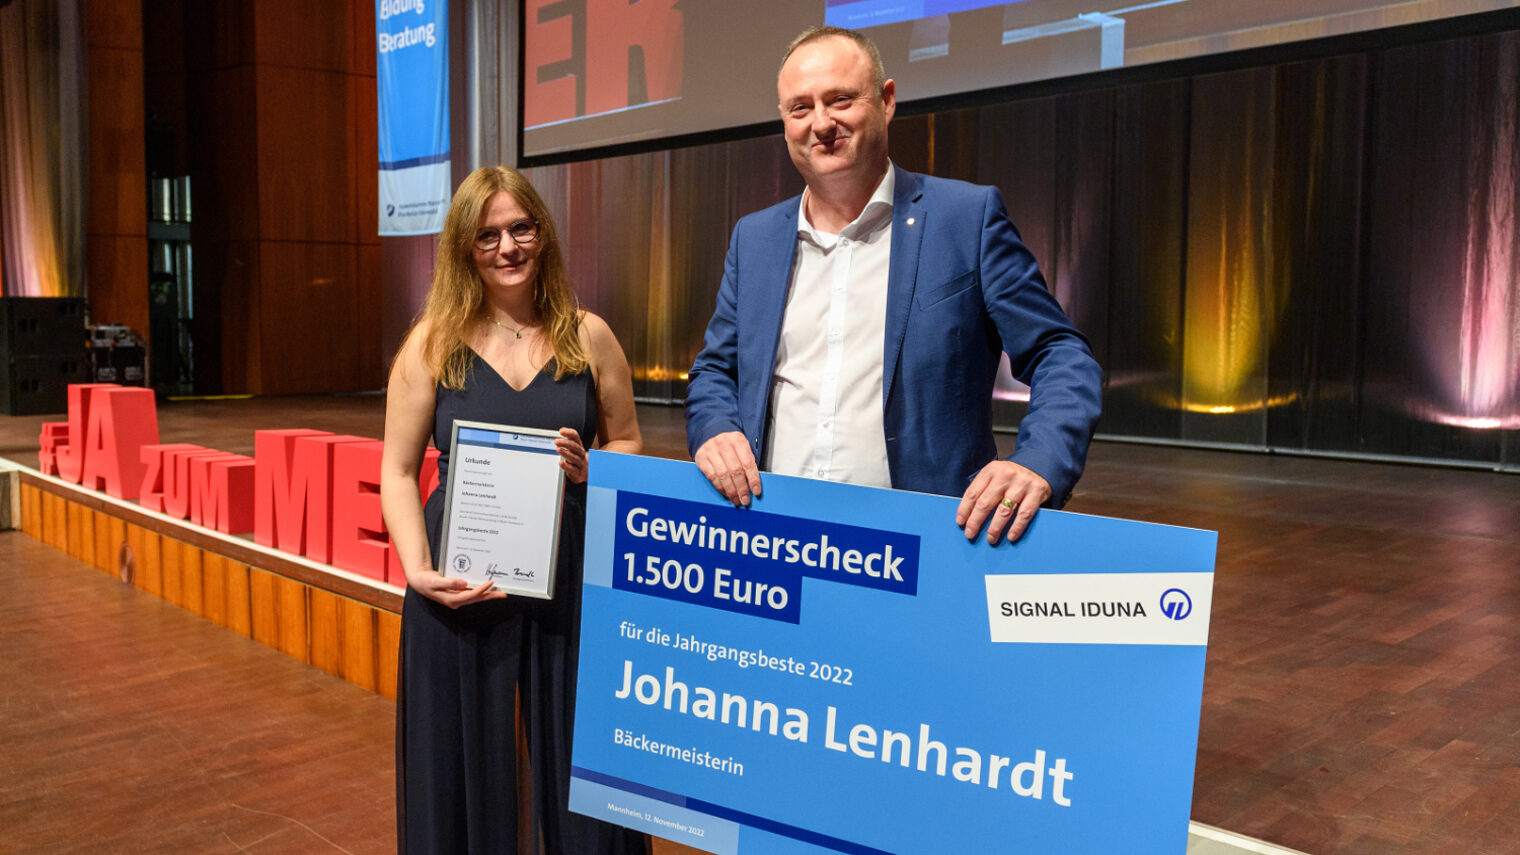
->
xmin=956 ymin=460 xmax=1052 ymax=545
xmin=694 ymin=431 xmax=762 ymax=507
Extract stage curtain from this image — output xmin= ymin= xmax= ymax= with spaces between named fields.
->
xmin=0 ymin=0 xmax=85 ymax=297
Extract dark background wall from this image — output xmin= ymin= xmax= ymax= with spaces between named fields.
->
xmin=81 ymin=3 xmax=1519 ymax=468
xmin=524 ymin=23 xmax=1520 ymax=469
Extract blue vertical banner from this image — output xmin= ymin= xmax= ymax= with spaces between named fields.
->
xmin=376 ymin=0 xmax=449 ymax=236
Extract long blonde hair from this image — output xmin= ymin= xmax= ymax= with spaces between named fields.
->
xmin=410 ymin=166 xmax=587 ymax=389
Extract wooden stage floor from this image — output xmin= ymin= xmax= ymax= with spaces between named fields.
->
xmin=2 ymin=395 xmax=1518 ymax=854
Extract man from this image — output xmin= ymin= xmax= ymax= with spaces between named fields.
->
xmin=685 ymin=26 xmax=1102 ymax=545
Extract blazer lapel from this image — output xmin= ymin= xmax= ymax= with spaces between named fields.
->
xmin=744 ymin=199 xmax=802 ymax=432
xmin=882 ymin=169 xmax=925 ymax=410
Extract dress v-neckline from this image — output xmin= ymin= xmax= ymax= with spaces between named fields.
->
xmin=470 ymin=347 xmax=554 ymax=393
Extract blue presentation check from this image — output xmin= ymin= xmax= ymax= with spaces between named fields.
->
xmin=570 ymin=453 xmax=1216 ymax=854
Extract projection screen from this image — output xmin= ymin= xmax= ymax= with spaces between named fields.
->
xmin=520 ymin=0 xmax=1520 ymax=161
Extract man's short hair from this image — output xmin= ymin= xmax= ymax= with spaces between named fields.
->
xmin=779 ymin=26 xmax=887 ymax=97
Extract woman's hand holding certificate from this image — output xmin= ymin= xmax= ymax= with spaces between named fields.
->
xmin=554 ymin=426 xmax=590 ymax=483
xmin=410 ymin=568 xmax=507 ymax=608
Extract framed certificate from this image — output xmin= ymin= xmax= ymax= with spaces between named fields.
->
xmin=435 ymin=420 xmax=566 ymax=598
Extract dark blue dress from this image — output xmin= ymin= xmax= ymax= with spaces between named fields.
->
xmin=396 ymin=352 xmax=645 ymax=854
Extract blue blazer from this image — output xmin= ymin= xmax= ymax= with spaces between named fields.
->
xmin=685 ymin=168 xmax=1102 ymax=507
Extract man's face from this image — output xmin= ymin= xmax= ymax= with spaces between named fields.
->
xmin=777 ymin=36 xmax=895 ymax=192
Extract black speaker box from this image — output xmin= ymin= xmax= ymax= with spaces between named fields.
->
xmin=0 ymin=297 xmax=87 ymax=358
xmin=0 ymin=353 xmax=92 ymax=415
xmin=0 ymin=297 xmax=89 ymax=415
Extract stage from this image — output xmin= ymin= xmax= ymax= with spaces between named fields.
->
xmin=3 ymin=395 xmax=1518 ymax=854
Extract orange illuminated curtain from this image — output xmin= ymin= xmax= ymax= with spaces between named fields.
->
xmin=0 ymin=0 xmax=84 ymax=297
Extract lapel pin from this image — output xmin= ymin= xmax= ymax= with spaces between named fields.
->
xmin=906 ymin=217 xmax=916 ymax=226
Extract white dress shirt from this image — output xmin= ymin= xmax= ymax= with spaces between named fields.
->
xmin=762 ymin=164 xmax=896 ymax=488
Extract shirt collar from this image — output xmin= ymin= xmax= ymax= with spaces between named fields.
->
xmin=797 ymin=162 xmax=896 ymax=245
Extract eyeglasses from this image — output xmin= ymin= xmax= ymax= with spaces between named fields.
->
xmin=474 ymin=220 xmax=539 ymax=251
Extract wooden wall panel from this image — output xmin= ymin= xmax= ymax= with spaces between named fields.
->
xmin=185 ymin=60 xmax=258 ymax=394
xmin=36 ymin=486 xmax=49 ymax=539
xmin=257 ymin=242 xmax=361 ymax=394
xmin=351 ymin=45 xmax=381 ymax=388
xmin=348 ymin=74 xmax=379 ymax=247
xmin=78 ymin=507 xmax=97 ymax=568
xmin=376 ymin=609 xmax=400 ymax=701
xmin=20 ymin=484 xmax=39 ymax=540
xmin=275 ymin=575 xmax=309 ymax=662
xmin=65 ymin=502 xmax=87 ymax=563
xmin=182 ymin=1 xmax=254 ymax=72
xmin=104 ymin=516 xmax=127 ymax=581
xmin=204 ymin=238 xmax=261 ymax=394
xmin=341 ymin=598 xmax=377 ymax=692
xmin=202 ymin=553 xmax=228 ymax=627
xmin=91 ymin=509 xmax=113 ymax=574
xmin=141 ymin=528 xmax=163 ymax=598
xmin=85 ymin=0 xmax=149 ymax=339
xmin=253 ymin=0 xmax=348 ymax=71
xmin=351 ymin=0 xmax=382 ymax=387
xmin=52 ymin=493 xmax=69 ymax=550
xmin=85 ymin=0 xmax=144 ymax=50
xmin=56 ymin=493 xmax=70 ymax=551
xmin=85 ymin=48 xmax=147 ymax=236
xmin=309 ymin=588 xmax=342 ymax=676
xmin=43 ymin=493 xmax=66 ymax=551
xmin=180 ymin=543 xmax=204 ymax=616
xmin=356 ymin=244 xmax=384 ymax=389
xmin=85 ymin=237 xmax=151 ymax=335
xmin=55 ymin=489 xmax=70 ymax=547
xmin=249 ymin=567 xmax=279 ymax=648
xmin=255 ymin=68 xmax=351 ymax=244
xmin=159 ymin=532 xmax=182 ymax=606
xmin=27 ymin=486 xmax=41 ymax=541
xmin=246 ymin=58 xmax=362 ymax=394
xmin=175 ymin=0 xmax=382 ymax=395
xmin=55 ymin=493 xmax=70 ymax=552
xmin=64 ymin=499 xmax=81 ymax=559
xmin=225 ymin=560 xmax=253 ymax=638
xmin=347 ymin=0 xmax=377 ymax=77
xmin=185 ymin=67 xmax=259 ymax=243
xmin=62 ymin=502 xmax=78 ymax=559
xmin=125 ymin=523 xmax=149 ymax=593
xmin=136 ymin=525 xmax=157 ymax=594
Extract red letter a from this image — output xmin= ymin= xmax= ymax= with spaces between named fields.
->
xmin=79 ymin=387 xmax=161 ymax=499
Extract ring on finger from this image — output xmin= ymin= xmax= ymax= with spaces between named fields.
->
xmin=999 ymin=497 xmax=1017 ymax=511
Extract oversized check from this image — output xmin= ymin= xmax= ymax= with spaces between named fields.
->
xmin=570 ymin=453 xmax=1216 ymax=854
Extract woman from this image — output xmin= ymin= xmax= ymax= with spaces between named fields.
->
xmin=381 ymin=166 xmax=646 ymax=854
